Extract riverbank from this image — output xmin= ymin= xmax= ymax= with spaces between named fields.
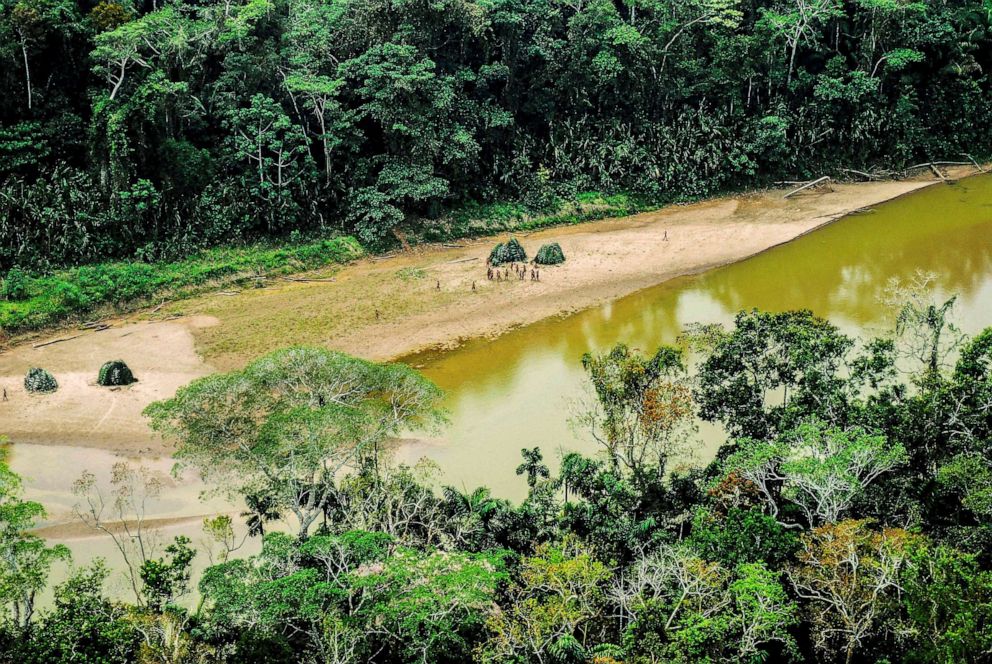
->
xmin=0 ymin=167 xmax=980 ymax=453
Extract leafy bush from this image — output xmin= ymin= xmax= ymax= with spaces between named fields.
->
xmin=24 ymin=367 xmax=58 ymax=393
xmin=489 ymin=238 xmax=527 ymax=266
xmin=1 ymin=268 xmax=29 ymax=300
xmin=534 ymin=243 xmax=565 ymax=265
xmin=97 ymin=360 xmax=137 ymax=386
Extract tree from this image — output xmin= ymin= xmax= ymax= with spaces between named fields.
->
xmin=578 ymin=343 xmax=696 ymax=476
xmin=481 ymin=539 xmax=610 ymax=663
xmin=728 ymin=562 xmax=798 ymax=661
xmin=225 ymin=94 xmax=314 ymax=231
xmin=350 ymin=547 xmax=508 ymax=663
xmin=27 ymin=562 xmax=139 ymax=663
xmin=0 ymin=445 xmax=69 ymax=631
xmin=139 ymin=535 xmax=196 ymax=612
xmin=687 ymin=506 xmax=799 ymax=568
xmin=199 ymin=528 xmax=502 ymax=663
xmin=90 ymin=14 xmax=151 ymax=102
xmin=693 ymin=310 xmax=857 ymax=439
xmin=439 ymin=485 xmax=512 ymax=551
xmin=721 ymin=420 xmax=906 ymax=526
xmin=516 ymin=446 xmax=550 ymax=489
xmin=146 ymin=347 xmax=445 ymax=539
xmin=761 ymin=0 xmax=843 ymax=86
xmin=614 ymin=545 xmax=797 ymax=662
xmin=334 ymin=459 xmax=448 ymax=547
xmin=5 ymin=0 xmax=80 ymax=109
xmin=882 ymin=270 xmax=966 ymax=380
xmin=788 ymin=520 xmax=917 ymax=663
xmin=281 ymin=0 xmax=352 ymax=186
xmin=340 ymin=41 xmax=481 ymax=244
xmin=557 ymin=451 xmax=683 ymax=565
xmin=902 ymin=543 xmax=992 ymax=664
xmin=72 ymin=461 xmax=168 ymax=607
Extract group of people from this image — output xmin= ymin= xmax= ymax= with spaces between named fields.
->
xmin=486 ymin=262 xmax=540 ymax=282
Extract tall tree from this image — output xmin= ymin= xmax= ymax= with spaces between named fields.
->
xmin=145 ymin=347 xmax=445 ymax=539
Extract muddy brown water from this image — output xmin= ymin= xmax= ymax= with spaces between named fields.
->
xmin=7 ymin=174 xmax=992 ymax=587
xmin=395 ymin=174 xmax=992 ymax=497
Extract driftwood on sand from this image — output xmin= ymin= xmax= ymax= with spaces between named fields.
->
xmin=783 ymin=176 xmax=832 ymax=199
xmin=33 ymin=333 xmax=84 ymax=349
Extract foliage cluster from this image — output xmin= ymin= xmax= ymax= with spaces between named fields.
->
xmin=488 ymin=238 xmax=528 ymax=266
xmin=534 ymin=243 xmax=566 ymax=266
xmin=22 ymin=367 xmax=56 ymax=393
xmin=97 ymin=360 xmax=135 ymax=387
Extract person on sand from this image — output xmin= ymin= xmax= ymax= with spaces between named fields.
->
xmin=497 ymin=271 xmax=502 ymax=282
xmin=535 ymin=268 xmax=540 ymax=281
xmin=663 ymin=229 xmax=668 ymax=241
xmin=436 ymin=279 xmax=441 ymax=290
xmin=472 ymin=281 xmax=477 ymax=291
xmin=487 ymin=267 xmax=493 ymax=280
xmin=2 ymin=387 xmax=6 ymax=401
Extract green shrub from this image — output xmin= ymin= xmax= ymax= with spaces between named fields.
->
xmin=489 ymin=237 xmax=527 ymax=266
xmin=24 ymin=367 xmax=58 ymax=393
xmin=534 ymin=242 xmax=565 ymax=265
xmin=1 ymin=268 xmax=29 ymax=300
xmin=97 ymin=360 xmax=137 ymax=386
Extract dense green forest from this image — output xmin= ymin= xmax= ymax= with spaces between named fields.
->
xmin=4 ymin=295 xmax=992 ymax=662
xmin=1 ymin=0 xmax=991 ymax=272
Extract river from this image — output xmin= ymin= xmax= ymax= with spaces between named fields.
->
xmin=9 ymin=174 xmax=992 ymax=583
xmin=396 ymin=174 xmax=992 ymax=497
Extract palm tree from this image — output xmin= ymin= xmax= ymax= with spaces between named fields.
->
xmin=516 ymin=447 xmax=550 ymax=489
xmin=241 ymin=492 xmax=282 ymax=537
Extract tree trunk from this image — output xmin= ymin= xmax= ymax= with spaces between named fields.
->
xmin=20 ymin=42 xmax=32 ymax=109
xmin=788 ymin=41 xmax=798 ymax=87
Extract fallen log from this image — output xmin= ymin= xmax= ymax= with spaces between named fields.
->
xmin=961 ymin=153 xmax=987 ymax=173
xmin=33 ymin=333 xmax=83 ymax=349
xmin=277 ymin=276 xmax=337 ymax=283
xmin=783 ymin=176 xmax=831 ymax=199
xmin=905 ymin=160 xmax=971 ymax=172
xmin=840 ymin=169 xmax=880 ymax=181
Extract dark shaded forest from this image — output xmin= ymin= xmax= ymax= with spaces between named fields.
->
xmin=1 ymin=0 xmax=990 ymax=270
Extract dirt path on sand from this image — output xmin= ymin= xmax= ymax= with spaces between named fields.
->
xmin=0 ymin=169 xmax=978 ymax=452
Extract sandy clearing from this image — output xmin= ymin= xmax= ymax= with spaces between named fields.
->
xmin=0 ymin=169 xmax=978 ymax=452
xmin=0 ymin=317 xmax=216 ymax=453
